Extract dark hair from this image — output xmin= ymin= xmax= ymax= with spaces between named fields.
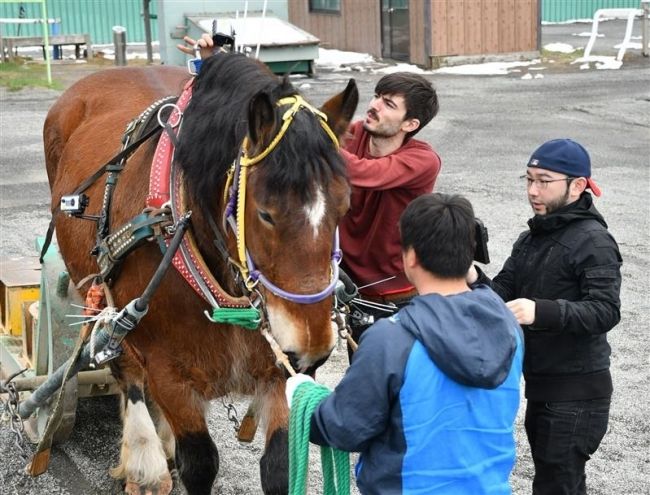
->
xmin=399 ymin=193 xmax=475 ymax=278
xmin=375 ymin=72 xmax=439 ymax=139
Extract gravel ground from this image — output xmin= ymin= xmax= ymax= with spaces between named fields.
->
xmin=1 ymin=24 xmax=649 ymax=495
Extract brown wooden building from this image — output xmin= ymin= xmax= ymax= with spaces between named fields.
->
xmin=288 ymin=0 xmax=540 ymax=67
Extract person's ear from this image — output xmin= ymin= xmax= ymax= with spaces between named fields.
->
xmin=401 ymin=118 xmax=420 ymax=134
xmin=571 ymin=177 xmax=588 ymax=195
xmin=403 ymin=247 xmax=418 ymax=269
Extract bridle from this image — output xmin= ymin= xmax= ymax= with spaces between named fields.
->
xmin=223 ymin=95 xmax=343 ymax=304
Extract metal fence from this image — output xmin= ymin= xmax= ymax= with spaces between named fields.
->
xmin=542 ymin=0 xmax=641 ymax=22
xmin=0 ymin=0 xmax=156 ymax=44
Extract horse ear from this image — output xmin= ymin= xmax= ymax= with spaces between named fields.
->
xmin=320 ymin=79 xmax=359 ymax=138
xmin=248 ymin=91 xmax=277 ymax=148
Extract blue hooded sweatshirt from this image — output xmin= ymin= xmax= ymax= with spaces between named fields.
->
xmin=310 ymin=285 xmax=523 ymax=494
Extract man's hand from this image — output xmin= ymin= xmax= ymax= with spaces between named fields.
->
xmin=176 ymin=34 xmax=214 ymax=59
xmin=506 ymin=298 xmax=536 ymax=325
xmin=466 ymin=264 xmax=479 ymax=285
xmin=285 ymin=374 xmax=314 ymax=409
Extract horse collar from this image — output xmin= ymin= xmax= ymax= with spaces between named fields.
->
xmin=147 ymin=80 xmax=252 ymax=311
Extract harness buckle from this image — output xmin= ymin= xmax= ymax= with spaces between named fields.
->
xmin=165 ymin=210 xmax=192 ymax=235
xmin=157 ymin=103 xmax=183 ymax=129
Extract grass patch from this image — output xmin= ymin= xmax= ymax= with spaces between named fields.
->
xmin=0 ymin=60 xmax=63 ymax=91
xmin=540 ymin=47 xmax=584 ymax=63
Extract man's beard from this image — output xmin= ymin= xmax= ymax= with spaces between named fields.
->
xmin=541 ymin=187 xmax=571 ymax=215
xmin=362 ymin=120 xmax=401 ymax=138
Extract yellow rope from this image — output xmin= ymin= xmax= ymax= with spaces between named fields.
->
xmin=236 ymin=158 xmax=250 ymax=285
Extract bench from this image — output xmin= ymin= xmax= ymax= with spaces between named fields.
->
xmin=0 ymin=33 xmax=92 ymax=61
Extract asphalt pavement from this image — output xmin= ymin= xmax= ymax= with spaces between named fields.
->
xmin=0 ymin=20 xmax=649 ymax=495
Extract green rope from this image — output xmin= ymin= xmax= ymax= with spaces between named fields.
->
xmin=210 ymin=307 xmax=261 ymax=329
xmin=289 ymin=381 xmax=350 ymax=495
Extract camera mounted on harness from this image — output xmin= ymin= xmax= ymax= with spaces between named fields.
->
xmin=60 ymin=194 xmax=90 ymax=216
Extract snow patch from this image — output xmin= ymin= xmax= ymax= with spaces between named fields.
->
xmin=543 ymin=43 xmax=577 ymax=53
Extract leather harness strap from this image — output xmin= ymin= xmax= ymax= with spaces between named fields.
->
xmin=147 ymin=80 xmax=251 ymax=309
xmin=39 ymin=96 xmax=178 ymax=264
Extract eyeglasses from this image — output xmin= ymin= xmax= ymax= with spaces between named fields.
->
xmin=520 ymin=175 xmax=575 ymax=189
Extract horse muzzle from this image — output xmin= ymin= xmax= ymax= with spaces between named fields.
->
xmin=283 ymin=351 xmax=331 ymax=378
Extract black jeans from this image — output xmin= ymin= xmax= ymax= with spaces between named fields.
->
xmin=525 ymin=397 xmax=611 ymax=495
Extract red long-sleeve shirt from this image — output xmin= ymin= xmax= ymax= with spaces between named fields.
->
xmin=339 ymin=121 xmax=441 ymax=296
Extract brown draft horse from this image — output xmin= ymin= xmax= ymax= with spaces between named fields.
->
xmin=43 ymin=53 xmax=358 ymax=494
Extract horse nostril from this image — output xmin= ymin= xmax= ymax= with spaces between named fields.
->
xmin=284 ymin=352 xmax=301 ymax=374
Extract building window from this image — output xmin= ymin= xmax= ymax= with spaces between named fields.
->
xmin=309 ymin=0 xmax=341 ymax=14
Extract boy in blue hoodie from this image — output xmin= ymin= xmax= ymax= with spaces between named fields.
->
xmin=286 ymin=193 xmax=524 ymax=494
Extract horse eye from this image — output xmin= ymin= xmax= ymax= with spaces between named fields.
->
xmin=258 ymin=210 xmax=275 ymax=225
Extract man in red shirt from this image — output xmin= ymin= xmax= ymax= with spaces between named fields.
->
xmin=339 ymin=73 xmax=441 ymax=354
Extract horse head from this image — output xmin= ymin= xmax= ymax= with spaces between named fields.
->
xmin=176 ymin=54 xmax=358 ymax=375
xmin=243 ymin=80 xmax=358 ymax=373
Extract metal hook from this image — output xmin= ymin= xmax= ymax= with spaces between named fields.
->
xmin=157 ymin=102 xmax=183 ymax=129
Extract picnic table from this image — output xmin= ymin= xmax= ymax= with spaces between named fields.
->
xmin=0 ymin=17 xmax=91 ymax=62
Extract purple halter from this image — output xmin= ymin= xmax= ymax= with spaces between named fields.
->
xmin=245 ymin=230 xmax=342 ymax=304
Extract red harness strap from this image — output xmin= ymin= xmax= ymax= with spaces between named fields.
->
xmin=146 ymin=80 xmax=249 ymax=309
xmin=146 ymin=79 xmax=194 ymax=209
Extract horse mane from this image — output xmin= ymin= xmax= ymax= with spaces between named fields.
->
xmin=175 ymin=53 xmax=347 ymax=213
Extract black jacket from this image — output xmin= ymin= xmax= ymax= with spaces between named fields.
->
xmin=478 ymin=193 xmax=622 ymax=401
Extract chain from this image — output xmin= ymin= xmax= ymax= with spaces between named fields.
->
xmin=1 ymin=370 xmax=31 ymax=462
xmin=332 ymin=307 xmax=358 ymax=352
xmin=221 ymin=396 xmax=241 ymax=432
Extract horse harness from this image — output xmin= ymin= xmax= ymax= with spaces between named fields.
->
xmin=45 ymin=77 xmax=345 ymax=371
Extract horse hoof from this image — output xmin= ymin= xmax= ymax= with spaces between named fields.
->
xmin=124 ymin=474 xmax=173 ymax=495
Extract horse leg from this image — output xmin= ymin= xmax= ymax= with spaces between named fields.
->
xmin=109 ymin=357 xmax=173 ymax=495
xmin=259 ymin=378 xmax=290 ymax=495
xmin=146 ymin=370 xmax=219 ymax=495
xmin=150 ymin=402 xmax=176 ymax=477
xmin=173 ymin=423 xmax=219 ymax=495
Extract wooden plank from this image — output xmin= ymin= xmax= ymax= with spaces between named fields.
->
xmin=519 ymin=0 xmax=538 ymax=52
xmin=430 ymin=0 xmax=448 ymax=56
xmin=499 ymin=0 xmax=517 ymax=52
xmin=447 ymin=0 xmax=465 ymax=56
xmin=2 ymin=33 xmax=89 ymax=46
xmin=0 ymin=257 xmax=41 ymax=287
xmin=288 ymin=0 xmax=344 ymax=51
xmin=409 ymin=0 xmax=426 ymax=65
xmin=464 ymin=0 xmax=483 ymax=55
xmin=483 ymin=0 xmax=501 ymax=54
xmin=344 ymin=0 xmax=379 ymax=57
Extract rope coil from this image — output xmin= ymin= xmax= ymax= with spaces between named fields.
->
xmin=207 ymin=307 xmax=261 ymax=329
xmin=289 ymin=381 xmax=350 ymax=495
